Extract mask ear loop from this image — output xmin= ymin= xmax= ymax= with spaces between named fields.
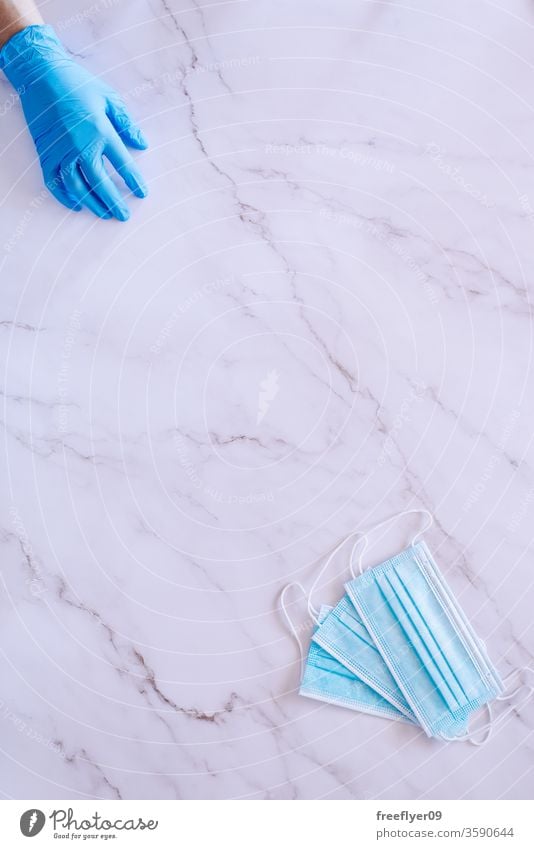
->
xmin=440 ymin=703 xmax=494 ymax=746
xmin=279 ymin=582 xmax=316 ymax=681
xmin=410 ymin=508 xmax=434 ymax=545
xmin=307 ymin=530 xmax=364 ymax=619
xmin=495 ymin=666 xmax=534 ymax=702
xmin=351 ymin=508 xmax=434 ymax=577
xmin=349 ymin=534 xmax=368 ymax=580
xmin=281 ymin=530 xmax=369 ymax=676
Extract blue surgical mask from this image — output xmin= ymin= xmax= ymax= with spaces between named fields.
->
xmin=280 ymin=509 xmax=531 ymax=744
xmin=345 ymin=539 xmax=504 ymax=739
xmin=312 ymin=595 xmax=417 ymax=722
xmin=299 ymin=606 xmax=414 ymax=723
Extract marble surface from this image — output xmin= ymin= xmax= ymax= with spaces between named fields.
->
xmin=1 ymin=0 xmax=534 ymax=800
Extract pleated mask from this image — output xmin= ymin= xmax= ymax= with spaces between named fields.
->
xmin=346 ymin=538 xmax=504 ymax=740
xmin=299 ymin=605 xmax=414 ymax=723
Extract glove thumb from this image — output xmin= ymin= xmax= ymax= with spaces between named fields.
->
xmin=107 ymin=95 xmax=148 ymax=150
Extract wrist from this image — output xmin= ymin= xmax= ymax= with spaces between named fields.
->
xmin=0 ymin=25 xmax=66 ymax=87
xmin=0 ymin=4 xmax=44 ymax=47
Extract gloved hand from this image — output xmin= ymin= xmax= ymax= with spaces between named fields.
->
xmin=0 ymin=25 xmax=148 ymax=220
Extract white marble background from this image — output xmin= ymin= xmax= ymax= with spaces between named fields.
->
xmin=0 ymin=0 xmax=534 ymax=800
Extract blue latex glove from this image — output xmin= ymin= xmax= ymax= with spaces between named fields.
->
xmin=0 ymin=25 xmax=148 ymax=220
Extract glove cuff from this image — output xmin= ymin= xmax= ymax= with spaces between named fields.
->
xmin=0 ymin=25 xmax=67 ymax=87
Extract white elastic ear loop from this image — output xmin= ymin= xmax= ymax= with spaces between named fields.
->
xmin=307 ymin=530 xmax=363 ymax=620
xmin=410 ymin=508 xmax=434 ymax=545
xmin=440 ymin=703 xmax=494 ymax=746
xmin=279 ymin=582 xmax=313 ymax=680
xmin=495 ymin=666 xmax=534 ymax=702
xmin=351 ymin=508 xmax=434 ymax=577
xmin=350 ymin=534 xmax=369 ymax=580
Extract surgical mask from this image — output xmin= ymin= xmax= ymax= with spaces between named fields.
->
xmin=311 ymin=594 xmax=417 ymax=721
xmin=299 ymin=605 xmax=414 ymax=723
xmin=345 ymin=537 xmax=504 ymax=740
xmin=279 ymin=508 xmax=533 ymax=743
xmin=279 ymin=511 xmax=430 ymax=727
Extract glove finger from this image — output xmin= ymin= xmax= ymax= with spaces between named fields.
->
xmin=105 ymin=136 xmax=148 ymax=199
xmin=79 ymin=153 xmax=130 ymax=222
xmin=106 ymin=96 xmax=148 ymax=150
xmin=46 ymin=178 xmax=82 ymax=212
xmin=61 ymin=160 xmax=113 ymax=220
xmin=43 ymin=164 xmax=82 ymax=210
